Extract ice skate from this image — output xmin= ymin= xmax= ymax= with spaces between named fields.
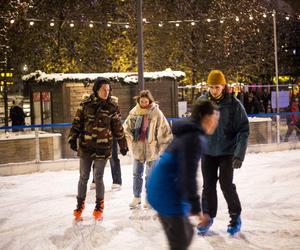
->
xmin=129 ymin=197 xmax=141 ymax=209
xmin=111 ymin=183 xmax=121 ymax=190
xmin=93 ymin=199 xmax=104 ymax=221
xmin=197 ymin=218 xmax=214 ymax=235
xmin=73 ymin=198 xmax=85 ymax=221
xmin=90 ymin=182 xmax=96 ymax=190
xmin=227 ymin=216 xmax=241 ymax=236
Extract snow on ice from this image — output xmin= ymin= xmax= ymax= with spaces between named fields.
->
xmin=0 ymin=150 xmax=300 ymax=250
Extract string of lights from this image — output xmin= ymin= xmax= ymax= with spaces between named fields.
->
xmin=2 ymin=10 xmax=300 ymax=29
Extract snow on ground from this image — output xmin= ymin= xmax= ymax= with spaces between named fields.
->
xmin=0 ymin=150 xmax=300 ymax=250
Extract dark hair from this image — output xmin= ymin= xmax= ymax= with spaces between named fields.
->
xmin=93 ymin=77 xmax=111 ymax=95
xmin=191 ymin=100 xmax=219 ymax=121
xmin=134 ymin=89 xmax=155 ymax=104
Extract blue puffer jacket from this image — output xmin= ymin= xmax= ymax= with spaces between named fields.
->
xmin=147 ymin=118 xmax=206 ymax=216
xmin=198 ymin=93 xmax=249 ymax=160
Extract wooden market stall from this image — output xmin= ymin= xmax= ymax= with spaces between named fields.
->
xmin=22 ymin=69 xmax=185 ymax=158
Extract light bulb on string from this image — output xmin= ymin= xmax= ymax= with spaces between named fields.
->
xmin=89 ymin=22 xmax=94 ymax=28
xmin=249 ymin=16 xmax=253 ymax=20
xmin=29 ymin=21 xmax=34 ymax=26
xmin=263 ymin=13 xmax=267 ymax=18
xmin=158 ymin=23 xmax=163 ymax=27
xmin=207 ymin=18 xmax=211 ymax=23
xmin=220 ymin=19 xmax=224 ymax=24
xmin=107 ymin=22 xmax=111 ymax=27
xmin=125 ymin=24 xmax=130 ymax=28
xmin=70 ymin=22 xmax=74 ymax=28
xmin=191 ymin=21 xmax=195 ymax=26
xmin=50 ymin=21 xmax=55 ymax=27
xmin=285 ymin=16 xmax=290 ymax=21
xmin=235 ymin=16 xmax=239 ymax=22
xmin=10 ymin=19 xmax=15 ymax=24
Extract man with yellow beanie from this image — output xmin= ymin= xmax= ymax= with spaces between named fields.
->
xmin=196 ymin=69 xmax=249 ymax=236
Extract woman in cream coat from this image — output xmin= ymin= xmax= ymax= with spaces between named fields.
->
xmin=123 ymin=90 xmax=172 ymax=208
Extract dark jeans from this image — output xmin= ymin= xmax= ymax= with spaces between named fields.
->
xmin=158 ymin=215 xmax=194 ymax=250
xmin=110 ymin=136 xmax=122 ymax=185
xmin=92 ymin=137 xmax=122 ymax=185
xmin=201 ymin=155 xmax=241 ymax=219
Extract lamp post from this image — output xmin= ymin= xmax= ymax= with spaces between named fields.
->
xmin=137 ymin=0 xmax=144 ymax=90
xmin=272 ymin=10 xmax=280 ymax=143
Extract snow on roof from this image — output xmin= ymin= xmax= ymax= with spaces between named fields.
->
xmin=22 ymin=68 xmax=185 ymax=85
xmin=248 ymin=117 xmax=272 ymax=122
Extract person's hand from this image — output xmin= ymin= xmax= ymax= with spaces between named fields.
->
xmin=69 ymin=139 xmax=78 ymax=152
xmin=232 ymin=158 xmax=243 ymax=169
xmin=120 ymin=147 xmax=128 ymax=156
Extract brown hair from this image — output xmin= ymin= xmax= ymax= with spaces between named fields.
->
xmin=134 ymin=89 xmax=155 ymax=104
xmin=192 ymin=100 xmax=219 ymax=122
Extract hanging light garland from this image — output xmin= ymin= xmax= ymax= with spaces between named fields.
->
xmin=3 ymin=9 xmax=299 ymax=29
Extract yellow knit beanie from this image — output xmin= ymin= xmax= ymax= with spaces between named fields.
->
xmin=207 ymin=70 xmax=226 ymax=85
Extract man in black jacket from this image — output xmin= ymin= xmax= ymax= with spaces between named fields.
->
xmin=197 ymin=70 xmax=249 ymax=235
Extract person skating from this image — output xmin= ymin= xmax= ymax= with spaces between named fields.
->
xmin=284 ymin=96 xmax=300 ymax=142
xmin=68 ymin=78 xmax=128 ymax=221
xmin=196 ymin=70 xmax=249 ymax=235
xmin=90 ymin=96 xmax=123 ymax=191
xmin=123 ymin=90 xmax=172 ymax=209
xmin=147 ymin=100 xmax=219 ymax=250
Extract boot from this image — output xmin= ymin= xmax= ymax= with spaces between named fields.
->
xmin=73 ymin=198 xmax=85 ymax=220
xmin=90 ymin=181 xmax=96 ymax=190
xmin=93 ymin=199 xmax=104 ymax=220
xmin=129 ymin=197 xmax=141 ymax=209
xmin=111 ymin=183 xmax=121 ymax=190
xmin=197 ymin=213 xmax=214 ymax=235
xmin=227 ymin=215 xmax=242 ymax=235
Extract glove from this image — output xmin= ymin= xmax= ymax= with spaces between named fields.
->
xmin=232 ymin=158 xmax=243 ymax=169
xmin=120 ymin=147 xmax=128 ymax=156
xmin=69 ymin=139 xmax=78 ymax=152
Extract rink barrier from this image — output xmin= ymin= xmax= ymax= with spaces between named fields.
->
xmin=0 ymin=112 xmax=299 ymax=173
xmin=1 ymin=112 xmax=300 ymax=130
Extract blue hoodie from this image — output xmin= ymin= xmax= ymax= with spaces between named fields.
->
xmin=147 ymin=118 xmax=206 ymax=216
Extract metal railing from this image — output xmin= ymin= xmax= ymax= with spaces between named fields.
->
xmin=0 ymin=112 xmax=299 ymax=165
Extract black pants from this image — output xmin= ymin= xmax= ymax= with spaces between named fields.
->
xmin=158 ymin=215 xmax=194 ymax=250
xmin=110 ymin=136 xmax=122 ymax=185
xmin=201 ymin=155 xmax=241 ymax=219
xmin=92 ymin=137 xmax=122 ymax=185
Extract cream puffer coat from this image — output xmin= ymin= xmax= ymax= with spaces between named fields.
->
xmin=123 ymin=103 xmax=172 ymax=162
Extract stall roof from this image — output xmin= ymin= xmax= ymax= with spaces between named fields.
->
xmin=22 ymin=68 xmax=185 ymax=85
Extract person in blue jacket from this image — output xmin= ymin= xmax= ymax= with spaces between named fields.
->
xmin=196 ymin=70 xmax=249 ymax=235
xmin=147 ymin=100 xmax=219 ymax=250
